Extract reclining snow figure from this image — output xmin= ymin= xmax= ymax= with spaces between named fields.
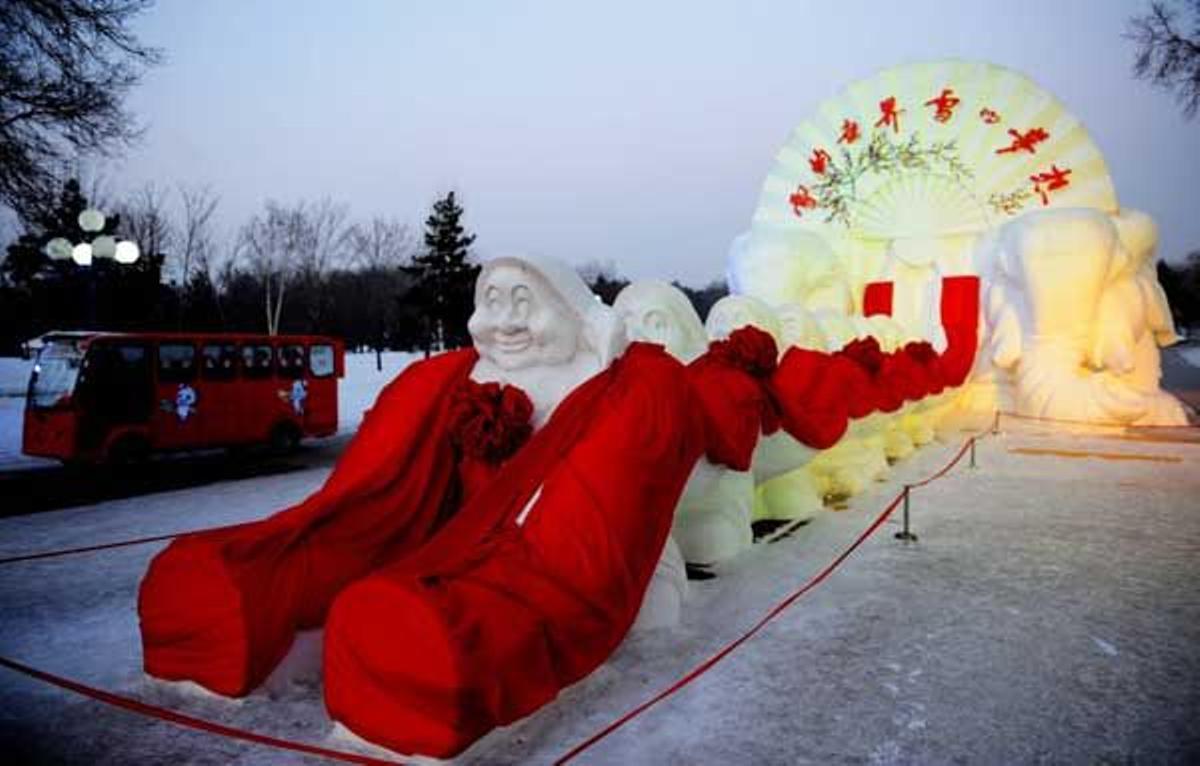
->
xmin=138 ymin=255 xmax=849 ymax=758
xmin=984 ymin=208 xmax=1187 ymax=426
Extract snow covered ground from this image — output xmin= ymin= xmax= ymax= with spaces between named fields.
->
xmin=1 ymin=417 xmax=1199 ymax=764
xmin=1178 ymin=343 xmax=1200 ymax=369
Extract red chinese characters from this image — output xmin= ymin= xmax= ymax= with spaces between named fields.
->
xmin=979 ymin=107 xmax=1001 ymax=124
xmin=996 ymin=127 xmax=1050 ymax=155
xmin=837 ymin=119 xmax=861 ymax=145
xmin=809 ymin=148 xmax=831 ymax=175
xmin=924 ymin=88 xmax=960 ymax=123
xmin=789 ymin=185 xmax=818 ymax=216
xmin=1030 ymin=165 xmax=1071 ymax=205
xmin=874 ymin=96 xmax=903 ymax=133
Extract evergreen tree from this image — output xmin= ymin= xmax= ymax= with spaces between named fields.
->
xmin=409 ymin=191 xmax=480 ymax=350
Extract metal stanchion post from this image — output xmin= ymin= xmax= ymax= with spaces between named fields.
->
xmin=969 ymin=437 xmax=977 ymax=469
xmin=894 ymin=485 xmax=917 ymax=542
xmin=991 ymin=410 xmax=1001 ymax=435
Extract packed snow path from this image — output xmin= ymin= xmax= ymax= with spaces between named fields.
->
xmin=1 ymin=417 xmax=1198 ymax=764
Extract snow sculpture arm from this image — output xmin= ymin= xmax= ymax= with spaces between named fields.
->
xmin=986 ymin=282 xmax=1022 ymax=371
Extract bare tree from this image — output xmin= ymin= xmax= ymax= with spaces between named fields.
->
xmin=176 ymin=183 xmax=219 ymax=288
xmin=347 ymin=216 xmax=415 ymax=270
xmin=294 ymin=198 xmax=350 ymax=281
xmin=237 ymin=199 xmax=350 ymax=335
xmin=0 ymin=1 xmax=162 ymax=221
xmin=116 ymin=182 xmax=174 ymax=263
xmin=1128 ymin=1 xmax=1200 ymax=119
xmin=347 ymin=215 xmax=415 ymax=367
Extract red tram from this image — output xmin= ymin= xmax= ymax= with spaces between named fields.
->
xmin=23 ymin=331 xmax=344 ymax=464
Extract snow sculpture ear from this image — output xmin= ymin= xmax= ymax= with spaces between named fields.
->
xmin=1141 ymin=275 xmax=1181 ymax=347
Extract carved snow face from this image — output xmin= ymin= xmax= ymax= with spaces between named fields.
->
xmin=469 ymin=263 xmax=584 ymax=371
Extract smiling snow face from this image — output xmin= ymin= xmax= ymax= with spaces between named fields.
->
xmin=469 ymin=263 xmax=584 ymax=371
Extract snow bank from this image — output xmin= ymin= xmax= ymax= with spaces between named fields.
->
xmin=1178 ymin=343 xmax=1200 ymax=368
xmin=0 ymin=356 xmax=32 ymax=397
xmin=2 ymin=421 xmax=1198 ymax=764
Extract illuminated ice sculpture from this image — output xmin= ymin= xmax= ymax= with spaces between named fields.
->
xmin=729 ymin=59 xmax=1187 ymax=427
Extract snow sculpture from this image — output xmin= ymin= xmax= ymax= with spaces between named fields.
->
xmin=984 ymin=208 xmax=1186 ymax=425
xmin=612 ymin=280 xmax=708 ymax=621
xmin=613 ymin=279 xmax=708 ymax=362
xmin=731 ymin=58 xmax=1185 ymax=428
xmin=139 ymin=255 xmax=800 ymax=759
xmin=1106 ymin=211 xmax=1188 ymax=425
xmin=468 ymin=256 xmax=623 ymax=426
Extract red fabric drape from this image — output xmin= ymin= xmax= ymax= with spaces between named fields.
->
xmin=939 ymin=275 xmax=981 ymax=387
xmin=862 ymin=281 xmax=894 ymax=317
xmin=140 ymin=338 xmax=788 ymax=758
xmin=768 ymin=347 xmax=850 ymax=449
xmin=139 ymin=349 xmax=480 ymax=696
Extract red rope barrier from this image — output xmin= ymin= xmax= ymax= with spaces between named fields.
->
xmin=2 ymin=428 xmax=992 ymax=764
xmin=554 ymin=429 xmax=992 ymax=764
xmin=0 ymin=655 xmax=401 ymax=765
xmin=906 ymin=438 xmax=974 ymax=489
xmin=0 ymin=522 xmax=246 ymax=566
xmin=554 ymin=491 xmax=905 ymax=764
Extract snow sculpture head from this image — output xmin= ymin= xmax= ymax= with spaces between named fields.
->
xmin=613 ymin=280 xmax=708 ymax=363
xmin=469 ymin=256 xmax=626 ymax=372
xmin=993 ymin=208 xmax=1123 ymax=340
xmin=705 ymin=294 xmax=781 ymax=344
xmin=775 ymin=304 xmax=825 ymax=350
xmin=728 ymin=228 xmax=852 ymax=313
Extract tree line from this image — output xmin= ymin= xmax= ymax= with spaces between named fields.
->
xmin=0 ymin=179 xmax=728 ymax=356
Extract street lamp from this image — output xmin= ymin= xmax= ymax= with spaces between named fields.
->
xmin=43 ymin=208 xmax=140 ymax=266
xmin=42 ymin=208 xmax=141 ymax=326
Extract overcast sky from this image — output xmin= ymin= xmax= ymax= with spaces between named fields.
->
xmin=96 ymin=0 xmax=1200 ymax=285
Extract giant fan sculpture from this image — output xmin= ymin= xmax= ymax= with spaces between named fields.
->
xmin=731 ymin=59 xmax=1187 ymax=427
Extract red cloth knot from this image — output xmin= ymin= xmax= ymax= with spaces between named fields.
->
xmin=837 ymin=337 xmax=885 ymax=376
xmin=449 ymin=379 xmax=534 ymax=464
xmin=709 ymin=325 xmax=779 ymax=379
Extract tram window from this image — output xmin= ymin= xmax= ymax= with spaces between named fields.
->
xmin=277 ymin=345 xmax=305 ymax=379
xmin=201 ymin=344 xmax=238 ymax=381
xmin=309 ymin=344 xmax=335 ymax=378
xmin=158 ymin=344 xmax=197 ymax=383
xmin=241 ymin=344 xmax=273 ymax=379
xmin=79 ymin=343 xmax=151 ymax=421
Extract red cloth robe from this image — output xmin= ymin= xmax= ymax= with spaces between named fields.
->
xmin=140 ymin=339 xmax=780 ymax=757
